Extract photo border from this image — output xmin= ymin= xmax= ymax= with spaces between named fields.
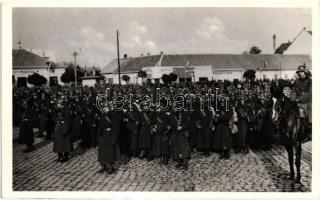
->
xmin=1 ymin=0 xmax=320 ymax=199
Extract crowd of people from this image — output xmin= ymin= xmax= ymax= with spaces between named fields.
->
xmin=13 ymin=65 xmax=311 ymax=174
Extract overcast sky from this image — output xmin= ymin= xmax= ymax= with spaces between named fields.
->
xmin=13 ymin=7 xmax=311 ymax=68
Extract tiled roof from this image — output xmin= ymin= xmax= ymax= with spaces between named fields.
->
xmin=12 ymin=49 xmax=65 ymax=69
xmin=13 ymin=49 xmax=49 ymax=67
xmin=102 ymin=54 xmax=311 ymax=73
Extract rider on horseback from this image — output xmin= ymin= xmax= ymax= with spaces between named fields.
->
xmin=290 ymin=64 xmax=312 ymax=125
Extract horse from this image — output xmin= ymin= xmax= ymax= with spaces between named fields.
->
xmin=271 ymin=93 xmax=311 ymax=183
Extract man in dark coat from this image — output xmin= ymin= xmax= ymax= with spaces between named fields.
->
xmin=151 ymin=108 xmax=172 ymax=164
xmin=19 ymin=111 xmax=35 ymax=153
xmin=195 ymin=106 xmax=214 ymax=156
xmin=290 ymin=65 xmax=312 ymax=124
xmin=171 ymin=109 xmax=191 ymax=170
xmin=45 ymin=102 xmax=56 ymax=140
xmin=97 ymin=109 xmax=121 ymax=174
xmin=212 ymin=100 xmax=233 ymax=159
xmin=85 ymin=104 xmax=99 ymax=147
xmin=138 ymin=107 xmax=153 ymax=160
xmin=125 ymin=102 xmax=141 ymax=157
xmin=53 ymin=110 xmax=71 ymax=162
xmin=234 ymin=97 xmax=249 ymax=153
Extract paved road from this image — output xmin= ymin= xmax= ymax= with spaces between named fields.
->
xmin=13 ymin=127 xmax=311 ymax=192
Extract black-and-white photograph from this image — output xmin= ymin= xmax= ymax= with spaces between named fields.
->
xmin=9 ymin=5 xmax=313 ymax=193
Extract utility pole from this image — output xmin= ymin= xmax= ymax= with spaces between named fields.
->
xmin=117 ymin=30 xmax=121 ymax=85
xmin=73 ymin=51 xmax=79 ymax=87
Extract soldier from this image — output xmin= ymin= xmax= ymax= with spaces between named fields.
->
xmin=290 ymin=64 xmax=312 ymax=125
xmin=138 ymin=103 xmax=153 ymax=160
xmin=53 ymin=109 xmax=71 ymax=162
xmin=171 ymin=109 xmax=191 ymax=170
xmin=45 ymin=101 xmax=56 ymax=140
xmin=195 ymin=103 xmax=214 ymax=156
xmin=85 ymin=104 xmax=99 ymax=147
xmin=212 ymin=100 xmax=233 ymax=159
xmin=97 ymin=107 xmax=121 ymax=175
xmin=256 ymin=94 xmax=274 ymax=150
xmin=234 ymin=96 xmax=248 ymax=153
xmin=19 ymin=111 xmax=35 ymax=153
xmin=125 ymin=101 xmax=141 ymax=157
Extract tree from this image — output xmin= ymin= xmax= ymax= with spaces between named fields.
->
xmin=60 ymin=65 xmax=85 ymax=84
xmin=249 ymin=46 xmax=262 ymax=54
xmin=243 ymin=69 xmax=256 ymax=81
xmin=27 ymin=73 xmax=47 ymax=86
xmin=161 ymin=73 xmax=178 ymax=85
xmin=138 ymin=70 xmax=147 ymax=82
xmin=122 ymin=75 xmax=131 ymax=84
xmin=169 ymin=73 xmax=178 ymax=82
xmin=161 ymin=74 xmax=171 ymax=85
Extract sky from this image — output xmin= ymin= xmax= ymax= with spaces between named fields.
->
xmin=13 ymin=7 xmax=312 ymax=69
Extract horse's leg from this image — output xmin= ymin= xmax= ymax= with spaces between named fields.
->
xmin=286 ymin=144 xmax=295 ymax=180
xmin=295 ymin=142 xmax=302 ymax=183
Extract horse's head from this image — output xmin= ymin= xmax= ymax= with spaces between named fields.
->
xmin=272 ymin=95 xmax=288 ymax=127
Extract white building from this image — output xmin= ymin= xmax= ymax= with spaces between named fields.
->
xmin=102 ymin=53 xmax=312 ymax=84
xmin=13 ymin=49 xmax=66 ymax=87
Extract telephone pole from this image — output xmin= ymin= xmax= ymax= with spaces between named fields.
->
xmin=117 ymin=30 xmax=121 ymax=85
xmin=73 ymin=51 xmax=79 ymax=87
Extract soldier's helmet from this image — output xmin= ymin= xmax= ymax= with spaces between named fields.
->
xmin=296 ymin=64 xmax=307 ymax=74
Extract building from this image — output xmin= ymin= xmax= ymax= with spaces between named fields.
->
xmin=80 ymin=67 xmax=105 ymax=87
xmin=102 ymin=53 xmax=312 ymax=84
xmin=13 ymin=49 xmax=66 ymax=87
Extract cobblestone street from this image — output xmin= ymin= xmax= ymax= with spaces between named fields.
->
xmin=12 ymin=128 xmax=312 ymax=192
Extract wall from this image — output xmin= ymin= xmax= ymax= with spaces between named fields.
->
xmin=256 ymin=70 xmax=297 ymax=80
xmin=13 ymin=66 xmax=65 ymax=86
xmin=103 ymin=72 xmax=139 ymax=85
xmin=82 ymin=79 xmax=96 ymax=87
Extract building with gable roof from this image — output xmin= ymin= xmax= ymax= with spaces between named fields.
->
xmin=13 ymin=49 xmax=66 ymax=87
xmin=101 ymin=53 xmax=311 ymax=84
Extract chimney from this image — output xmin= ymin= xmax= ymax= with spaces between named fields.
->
xmin=273 ymin=34 xmax=276 ymax=51
xmin=124 ymin=54 xmax=128 ymax=59
xmin=93 ymin=66 xmax=96 ymax=76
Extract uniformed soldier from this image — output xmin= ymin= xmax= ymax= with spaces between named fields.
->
xmin=19 ymin=111 xmax=35 ymax=153
xmin=290 ymin=64 xmax=312 ymax=125
xmin=53 ymin=109 xmax=71 ymax=162
xmin=234 ymin=96 xmax=248 ymax=153
xmin=97 ymin=107 xmax=121 ymax=174
xmin=171 ymin=109 xmax=191 ymax=170
xmin=212 ymin=100 xmax=233 ymax=159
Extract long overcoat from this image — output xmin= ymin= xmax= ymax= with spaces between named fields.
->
xmin=19 ymin=116 xmax=34 ymax=145
xmin=212 ymin=109 xmax=233 ymax=150
xmin=53 ymin=117 xmax=71 ymax=153
xmin=97 ymin=111 xmax=121 ymax=165
xmin=171 ymin=111 xmax=191 ymax=160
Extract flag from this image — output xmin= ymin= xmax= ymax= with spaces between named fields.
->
xmin=274 ymin=42 xmax=292 ymax=54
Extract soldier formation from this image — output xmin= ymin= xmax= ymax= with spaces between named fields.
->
xmin=13 ymin=65 xmax=311 ymax=174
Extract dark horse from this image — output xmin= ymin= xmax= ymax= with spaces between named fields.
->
xmin=271 ymin=92 xmax=311 ymax=183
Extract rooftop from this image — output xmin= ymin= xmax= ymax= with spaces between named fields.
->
xmin=12 ymin=49 xmax=65 ymax=69
xmin=102 ymin=54 xmax=311 ymax=74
